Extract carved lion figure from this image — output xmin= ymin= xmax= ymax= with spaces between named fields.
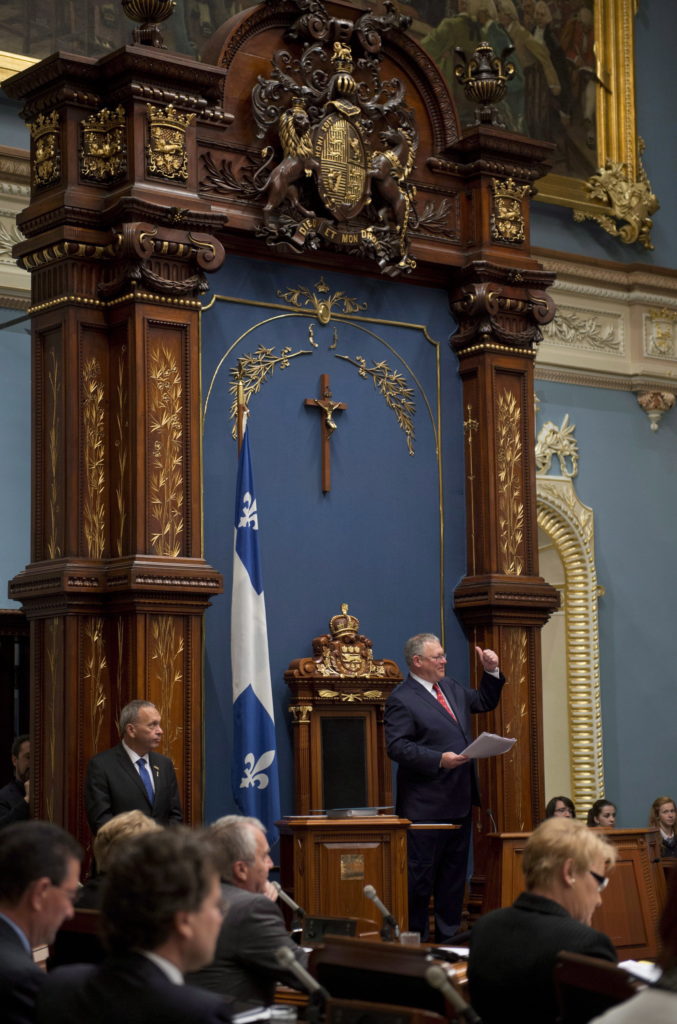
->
xmin=255 ymin=104 xmax=320 ymax=226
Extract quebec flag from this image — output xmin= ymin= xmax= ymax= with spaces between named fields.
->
xmin=231 ymin=418 xmax=281 ymax=842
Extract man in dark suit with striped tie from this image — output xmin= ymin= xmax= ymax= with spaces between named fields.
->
xmin=85 ymin=699 xmax=183 ymax=835
xmin=384 ymin=634 xmax=505 ymax=941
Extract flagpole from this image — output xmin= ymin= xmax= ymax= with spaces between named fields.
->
xmin=236 ymin=379 xmax=245 ymax=454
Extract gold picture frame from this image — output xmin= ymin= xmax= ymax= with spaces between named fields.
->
xmin=534 ymin=0 xmax=656 ymax=248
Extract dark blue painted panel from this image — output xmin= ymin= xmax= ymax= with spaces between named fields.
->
xmin=201 ymin=256 xmax=467 ymax=826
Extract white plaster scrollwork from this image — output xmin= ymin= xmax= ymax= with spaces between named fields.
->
xmin=541 ymin=308 xmax=621 ymax=353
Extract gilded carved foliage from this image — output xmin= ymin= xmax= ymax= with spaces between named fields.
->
xmin=151 ymin=616 xmax=184 ymax=756
xmin=496 ymin=390 xmax=524 ymax=576
xmin=84 ymin=618 xmax=107 ymax=753
xmin=46 ymin=348 xmax=61 ymax=560
xmin=149 ymin=346 xmax=183 ymax=557
xmin=82 ymin=357 xmax=106 ymax=559
xmin=228 ymin=345 xmax=311 ymax=439
xmin=114 ymin=351 xmax=128 ymax=557
xmin=44 ymin=618 xmax=59 ymax=821
xmin=336 ymin=353 xmax=416 ymax=455
xmin=500 ymin=627 xmax=528 ymax=832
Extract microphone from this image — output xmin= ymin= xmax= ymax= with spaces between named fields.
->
xmin=272 ymin=881 xmax=306 ymax=918
xmin=363 ymin=884 xmax=400 ymax=940
xmin=275 ymin=946 xmax=331 ymax=1003
xmin=425 ymin=965 xmax=481 ymax=1024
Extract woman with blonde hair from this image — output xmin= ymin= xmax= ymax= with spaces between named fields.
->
xmin=649 ymin=796 xmax=677 ymax=858
xmin=468 ymin=818 xmax=617 ymax=1023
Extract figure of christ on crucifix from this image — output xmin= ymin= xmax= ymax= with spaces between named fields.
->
xmin=304 ymin=373 xmax=347 ymax=493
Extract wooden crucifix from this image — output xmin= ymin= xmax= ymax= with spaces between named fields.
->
xmin=304 ymin=373 xmax=347 ymax=493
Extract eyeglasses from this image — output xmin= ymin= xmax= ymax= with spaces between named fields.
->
xmin=423 ymin=653 xmax=446 ymax=662
xmin=589 ymin=870 xmax=609 ymax=892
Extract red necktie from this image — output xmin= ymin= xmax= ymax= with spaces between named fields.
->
xmin=433 ymin=683 xmax=457 ymax=722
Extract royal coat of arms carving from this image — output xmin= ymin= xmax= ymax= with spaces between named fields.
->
xmin=207 ymin=1 xmax=419 ymax=277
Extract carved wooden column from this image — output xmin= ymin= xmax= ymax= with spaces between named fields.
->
xmin=435 ymin=125 xmax=560 ymax=909
xmin=4 ymin=32 xmax=229 ymax=845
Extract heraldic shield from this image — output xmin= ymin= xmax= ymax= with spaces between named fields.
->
xmin=314 ymin=112 xmax=370 ymax=223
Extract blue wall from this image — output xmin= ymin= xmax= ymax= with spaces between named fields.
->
xmin=0 ymin=310 xmax=30 ymax=606
xmin=200 ymin=256 xmax=466 ymax=825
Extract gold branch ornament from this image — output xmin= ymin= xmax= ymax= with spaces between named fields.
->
xmin=228 ymin=345 xmax=311 ymax=437
xmin=337 ymin=354 xmax=415 ymax=455
xmin=277 ymin=277 xmax=367 ymax=324
xmin=574 ymin=140 xmax=659 ymax=249
xmin=497 ymin=390 xmax=524 ymax=576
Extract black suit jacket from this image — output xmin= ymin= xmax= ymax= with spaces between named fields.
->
xmin=467 ymin=891 xmax=617 ymax=1024
xmin=0 ymin=777 xmax=29 ymax=829
xmin=36 ymin=951 xmax=233 ymax=1024
xmin=384 ymin=671 xmax=505 ymax=820
xmin=85 ymin=743 xmax=183 ymax=834
xmin=187 ymin=883 xmax=308 ymax=1009
xmin=0 ymin=915 xmax=46 ymax=1024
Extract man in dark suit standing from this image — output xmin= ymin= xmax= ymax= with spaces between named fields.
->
xmin=0 ymin=820 xmax=82 ymax=1024
xmin=85 ymin=699 xmax=183 ymax=834
xmin=36 ymin=827 xmax=232 ymax=1023
xmin=384 ymin=633 xmax=505 ymax=941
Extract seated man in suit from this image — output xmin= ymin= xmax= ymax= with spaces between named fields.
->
xmin=187 ymin=815 xmax=308 ymax=1009
xmin=384 ymin=634 xmax=505 ymax=941
xmin=0 ymin=734 xmax=30 ymax=829
xmin=85 ymin=699 xmax=183 ymax=834
xmin=36 ymin=827 xmax=232 ymax=1023
xmin=0 ymin=820 xmax=82 ymax=1024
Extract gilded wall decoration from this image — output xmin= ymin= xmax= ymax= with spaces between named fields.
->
xmin=227 ymin=344 xmax=312 ymax=438
xmin=215 ymin=4 xmax=419 ymax=276
xmin=636 ymin=391 xmax=676 ymax=432
xmin=541 ymin=307 xmax=621 ymax=353
xmin=573 ymin=142 xmax=659 ymax=250
xmin=84 ymin=617 xmax=107 ymax=753
xmin=336 ymin=353 xmax=415 ymax=455
xmin=277 ymin=278 xmax=367 ymax=324
xmin=146 ymin=104 xmax=194 ymax=181
xmin=80 ymin=105 xmax=127 ymax=182
xmin=28 ymin=111 xmax=60 ymax=188
xmin=149 ymin=346 xmax=183 ymax=557
xmin=644 ymin=309 xmax=677 ymax=360
xmin=464 ymin=404 xmax=479 ymax=577
xmin=151 ymin=616 xmax=184 ymax=755
xmin=536 ymin=411 xmax=605 ymax=812
xmin=46 ymin=348 xmax=61 ymax=560
xmin=490 ymin=178 xmax=529 ymax=244
xmin=497 ymin=391 xmax=524 ymax=576
xmin=82 ymin=357 xmax=106 ymax=559
xmin=114 ymin=352 xmax=128 ymax=557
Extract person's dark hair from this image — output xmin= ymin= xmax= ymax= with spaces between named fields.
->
xmin=118 ymin=699 xmax=156 ymax=737
xmin=586 ymin=799 xmax=616 ymax=827
xmin=545 ymin=795 xmax=576 ymax=818
xmin=0 ymin=821 xmax=82 ymax=905
xmin=11 ymin=734 xmax=29 ymax=759
xmin=658 ymin=866 xmax=677 ymax=970
xmin=100 ymin=827 xmax=216 ymax=954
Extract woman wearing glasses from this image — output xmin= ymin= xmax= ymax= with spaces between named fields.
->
xmin=468 ymin=818 xmax=617 ymax=1024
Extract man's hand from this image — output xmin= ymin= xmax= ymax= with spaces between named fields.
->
xmin=23 ymin=779 xmax=30 ymax=802
xmin=475 ymin=646 xmax=499 ymax=673
xmin=440 ymin=751 xmax=470 ymax=770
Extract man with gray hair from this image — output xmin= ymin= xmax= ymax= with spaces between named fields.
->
xmin=187 ymin=815 xmax=307 ymax=1009
xmin=385 ymin=634 xmax=505 ymax=942
xmin=85 ymin=699 xmax=183 ymax=835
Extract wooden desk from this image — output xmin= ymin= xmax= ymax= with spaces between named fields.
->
xmin=279 ymin=816 xmax=409 ymax=928
xmin=481 ymin=828 xmax=666 ymax=959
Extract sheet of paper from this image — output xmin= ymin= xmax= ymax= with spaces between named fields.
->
xmin=460 ymin=731 xmax=516 ymax=758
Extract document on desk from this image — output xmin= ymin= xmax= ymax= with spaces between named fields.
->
xmin=461 ymin=732 xmax=516 ymax=758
